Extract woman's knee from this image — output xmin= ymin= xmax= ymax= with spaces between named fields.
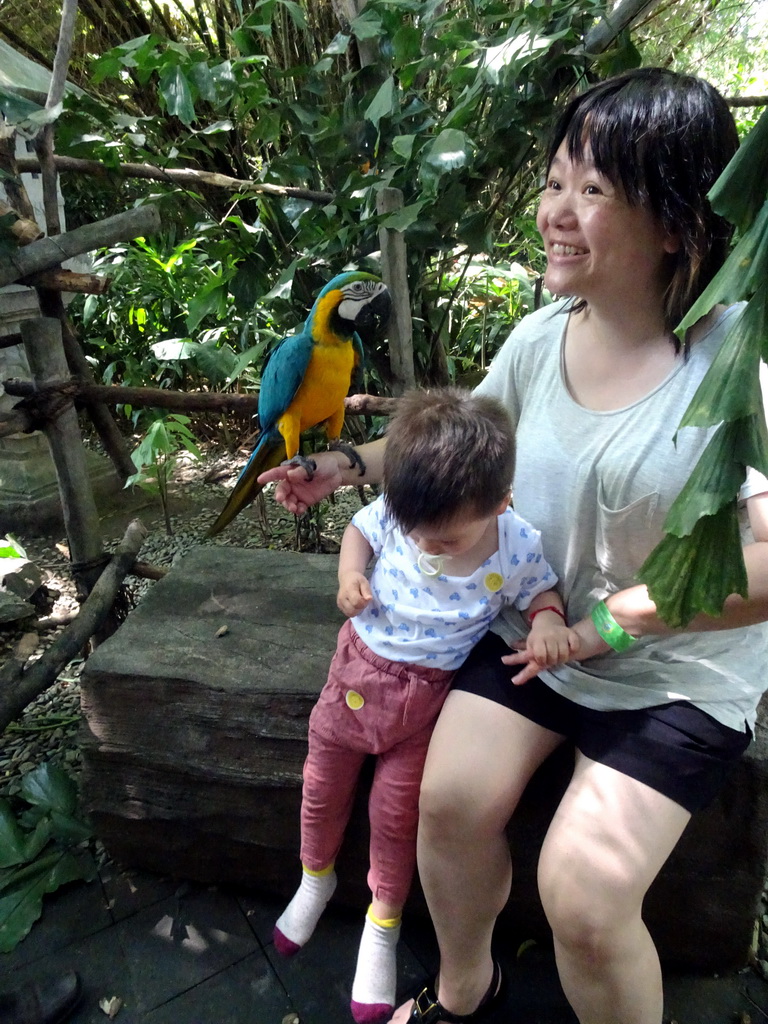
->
xmin=417 ymin=770 xmax=508 ymax=844
xmin=538 ymin=847 xmax=644 ymax=956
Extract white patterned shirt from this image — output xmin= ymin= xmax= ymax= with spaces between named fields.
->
xmin=350 ymin=496 xmax=557 ymax=669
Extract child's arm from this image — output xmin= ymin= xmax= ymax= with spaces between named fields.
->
xmin=337 ymin=523 xmax=375 ymax=617
xmin=501 ymin=589 xmax=581 ymax=685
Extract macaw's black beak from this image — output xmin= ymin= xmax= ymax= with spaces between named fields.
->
xmin=356 ymin=286 xmax=392 ymax=340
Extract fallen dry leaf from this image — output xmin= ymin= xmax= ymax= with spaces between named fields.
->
xmin=99 ymin=995 xmax=123 ymax=1018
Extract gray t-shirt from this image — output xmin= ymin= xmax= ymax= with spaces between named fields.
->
xmin=475 ymin=299 xmax=768 ymax=731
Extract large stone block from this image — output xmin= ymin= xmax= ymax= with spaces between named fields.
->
xmin=79 ymin=546 xmax=768 ymax=971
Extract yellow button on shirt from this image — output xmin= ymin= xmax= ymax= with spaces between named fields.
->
xmin=345 ymin=690 xmax=365 ymax=710
xmin=484 ymin=572 xmax=504 ymax=593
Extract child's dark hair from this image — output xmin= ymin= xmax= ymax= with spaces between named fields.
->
xmin=383 ymin=387 xmax=515 ymax=533
xmin=548 ymin=67 xmax=738 ymax=337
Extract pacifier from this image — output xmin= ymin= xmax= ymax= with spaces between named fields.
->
xmin=417 ymin=551 xmax=444 ymax=577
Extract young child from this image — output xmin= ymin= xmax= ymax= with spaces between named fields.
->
xmin=273 ymin=387 xmax=578 ymax=1023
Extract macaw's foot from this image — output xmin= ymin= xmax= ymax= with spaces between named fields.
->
xmin=280 ymin=454 xmax=318 ymax=480
xmin=329 ymin=441 xmax=367 ymax=476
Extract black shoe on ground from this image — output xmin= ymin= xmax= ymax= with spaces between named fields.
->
xmin=0 ymin=970 xmax=82 ymax=1024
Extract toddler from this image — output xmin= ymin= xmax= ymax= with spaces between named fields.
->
xmin=273 ymin=387 xmax=578 ymax=1022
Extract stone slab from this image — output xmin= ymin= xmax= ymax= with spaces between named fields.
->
xmin=79 ymin=546 xmax=768 ymax=972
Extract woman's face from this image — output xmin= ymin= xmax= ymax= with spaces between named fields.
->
xmin=536 ymin=141 xmax=678 ymax=309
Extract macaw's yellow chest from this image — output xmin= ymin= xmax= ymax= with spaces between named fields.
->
xmin=285 ymin=341 xmax=356 ymax=434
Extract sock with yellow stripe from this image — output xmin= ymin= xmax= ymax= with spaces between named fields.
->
xmin=273 ymin=864 xmax=337 ymax=956
xmin=350 ymin=905 xmax=402 ymax=1024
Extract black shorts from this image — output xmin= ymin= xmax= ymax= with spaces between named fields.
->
xmin=453 ymin=632 xmax=752 ymax=813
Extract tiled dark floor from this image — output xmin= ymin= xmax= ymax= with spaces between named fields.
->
xmin=2 ymin=861 xmax=767 ymax=1024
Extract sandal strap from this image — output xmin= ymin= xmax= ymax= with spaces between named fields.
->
xmin=408 ymin=962 xmax=502 ymax=1024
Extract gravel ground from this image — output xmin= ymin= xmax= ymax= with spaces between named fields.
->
xmin=1 ymin=446 xmax=767 ymax=976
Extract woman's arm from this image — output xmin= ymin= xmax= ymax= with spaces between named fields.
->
xmin=506 ymin=492 xmax=768 ymax=676
xmin=257 ymin=437 xmax=387 ymax=514
xmin=607 ymin=491 xmax=768 ymax=637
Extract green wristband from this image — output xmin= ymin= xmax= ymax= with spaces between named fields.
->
xmin=590 ymin=600 xmax=637 ymax=652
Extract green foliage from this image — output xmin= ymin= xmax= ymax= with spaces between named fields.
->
xmin=126 ymin=414 xmax=202 ymax=534
xmin=0 ymin=763 xmax=96 ymax=953
xmin=0 ymin=535 xmax=27 ymax=559
xmin=60 ymin=0 xmax=618 ymax=397
xmin=638 ymin=106 xmax=768 ymax=627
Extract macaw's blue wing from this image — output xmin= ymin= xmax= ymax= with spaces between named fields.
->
xmin=206 ymin=332 xmax=314 ymax=537
xmin=257 ymin=331 xmax=314 ymax=432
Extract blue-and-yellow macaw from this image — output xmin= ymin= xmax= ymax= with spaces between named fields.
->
xmin=208 ymin=270 xmax=391 ymax=535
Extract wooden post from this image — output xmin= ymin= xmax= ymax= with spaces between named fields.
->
xmin=377 ymin=187 xmax=416 ymax=394
xmin=20 ymin=317 xmax=106 ymax=599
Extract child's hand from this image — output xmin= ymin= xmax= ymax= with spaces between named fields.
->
xmin=337 ymin=571 xmax=373 ymax=617
xmin=501 ymin=619 xmax=581 ymax=686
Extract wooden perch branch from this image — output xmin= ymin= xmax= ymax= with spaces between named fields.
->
xmin=0 ymin=204 xmax=161 ymax=288
xmin=20 ymin=269 xmax=111 ymax=294
xmin=0 ymin=518 xmax=148 ymax=735
xmin=15 ymin=155 xmax=335 ymax=205
xmin=2 ymin=376 xmax=401 ymax=421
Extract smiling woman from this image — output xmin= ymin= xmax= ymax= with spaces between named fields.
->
xmin=258 ymin=67 xmax=768 ymax=1024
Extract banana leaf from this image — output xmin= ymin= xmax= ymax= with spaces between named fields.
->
xmin=638 ymin=501 xmax=748 ymax=628
xmin=677 ymin=297 xmax=766 ymax=429
xmin=642 ymin=109 xmax=768 ymax=626
xmin=676 ymin=202 xmax=768 ymax=344
xmin=708 ymin=106 xmax=768 ymax=231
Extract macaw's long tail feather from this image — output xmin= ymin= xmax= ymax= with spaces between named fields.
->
xmin=207 ymin=434 xmax=286 ymax=537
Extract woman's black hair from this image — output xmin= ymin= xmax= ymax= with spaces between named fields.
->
xmin=547 ymin=67 xmax=739 ymax=339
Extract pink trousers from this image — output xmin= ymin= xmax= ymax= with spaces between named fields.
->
xmin=300 ymin=619 xmax=454 ymax=907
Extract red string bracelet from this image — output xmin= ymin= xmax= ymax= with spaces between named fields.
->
xmin=528 ymin=605 xmax=566 ymax=625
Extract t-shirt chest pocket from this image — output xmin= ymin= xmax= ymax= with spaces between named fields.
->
xmin=595 ymin=487 xmax=662 ymax=586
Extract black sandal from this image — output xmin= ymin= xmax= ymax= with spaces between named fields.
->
xmin=407 ymin=960 xmax=504 ymax=1023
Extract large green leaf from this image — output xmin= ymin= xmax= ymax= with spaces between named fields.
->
xmin=708 ymin=105 xmax=768 ymax=231
xmin=0 ymin=849 xmax=96 ymax=953
xmin=423 ymin=129 xmax=475 ymax=175
xmin=364 ymin=77 xmax=397 ymax=128
xmin=638 ymin=501 xmax=748 ymax=628
xmin=663 ymin=422 xmax=748 ymax=536
xmin=158 ymin=66 xmax=196 ymax=126
xmin=678 ymin=297 xmax=766 ymax=429
xmin=676 ymin=203 xmax=768 ymax=339
xmin=20 ymin=763 xmax=77 ymax=817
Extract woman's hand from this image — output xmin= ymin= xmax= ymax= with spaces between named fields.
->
xmin=337 ymin=571 xmax=372 ymax=617
xmin=257 ymin=451 xmax=346 ymax=515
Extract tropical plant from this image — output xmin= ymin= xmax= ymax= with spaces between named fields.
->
xmin=638 ymin=106 xmax=768 ymax=626
xmin=0 ymin=763 xmax=96 ymax=953
xmin=125 ymin=413 xmax=203 ymax=533
xmin=58 ymin=0 xmax=613 ymax=397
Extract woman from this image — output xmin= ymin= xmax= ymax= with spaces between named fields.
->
xmin=259 ymin=68 xmax=768 ymax=1024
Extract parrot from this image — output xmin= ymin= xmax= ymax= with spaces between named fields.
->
xmin=207 ymin=270 xmax=391 ymax=536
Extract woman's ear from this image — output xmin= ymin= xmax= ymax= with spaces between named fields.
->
xmin=663 ymin=230 xmax=681 ymax=254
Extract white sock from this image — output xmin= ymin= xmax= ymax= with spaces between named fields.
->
xmin=273 ymin=865 xmax=337 ymax=956
xmin=350 ymin=906 xmax=401 ymax=1024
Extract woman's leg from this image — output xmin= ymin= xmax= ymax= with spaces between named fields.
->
xmin=538 ymin=753 xmax=691 ymax=1024
xmin=390 ymin=689 xmax=564 ymax=1022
